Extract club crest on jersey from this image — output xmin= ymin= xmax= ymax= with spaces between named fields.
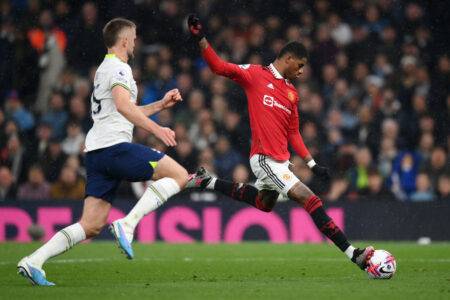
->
xmin=288 ymin=91 xmax=296 ymax=102
xmin=282 ymin=173 xmax=292 ymax=180
xmin=267 ymin=83 xmax=274 ymax=89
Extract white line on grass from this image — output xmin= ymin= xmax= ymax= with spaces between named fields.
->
xmin=2 ymin=257 xmax=450 ymax=266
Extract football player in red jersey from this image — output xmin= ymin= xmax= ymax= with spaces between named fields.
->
xmin=186 ymin=15 xmax=374 ymax=271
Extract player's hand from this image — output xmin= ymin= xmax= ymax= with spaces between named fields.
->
xmin=161 ymin=89 xmax=182 ymax=109
xmin=154 ymin=126 xmax=177 ymax=147
xmin=311 ymin=165 xmax=331 ymax=182
xmin=187 ymin=14 xmax=204 ymax=41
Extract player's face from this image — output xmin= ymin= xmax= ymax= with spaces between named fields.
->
xmin=286 ymin=56 xmax=307 ymax=80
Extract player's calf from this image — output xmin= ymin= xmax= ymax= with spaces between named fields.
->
xmin=188 ymin=167 xmax=277 ymax=212
xmin=288 ymin=182 xmax=370 ymax=268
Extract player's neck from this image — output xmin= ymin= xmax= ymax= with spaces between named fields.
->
xmin=271 ymin=60 xmax=286 ymax=79
xmin=107 ymin=48 xmax=128 ymax=63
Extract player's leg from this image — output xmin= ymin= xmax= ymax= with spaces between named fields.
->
xmin=187 ymin=166 xmax=279 ymax=212
xmin=109 ymin=143 xmax=188 ymax=258
xmin=18 ymin=196 xmax=111 ymax=286
xmin=287 ymin=180 xmax=373 ymax=269
xmin=118 ymin=154 xmax=188 ymax=231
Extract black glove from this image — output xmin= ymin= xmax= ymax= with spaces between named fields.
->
xmin=311 ymin=164 xmax=331 ymax=182
xmin=187 ymin=14 xmax=205 ymax=41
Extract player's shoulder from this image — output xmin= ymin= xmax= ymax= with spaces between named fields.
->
xmin=112 ymin=60 xmax=132 ymax=75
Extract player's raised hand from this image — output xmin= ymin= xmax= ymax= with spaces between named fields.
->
xmin=161 ymin=89 xmax=183 ymax=109
xmin=187 ymin=14 xmax=204 ymax=41
xmin=154 ymin=126 xmax=177 ymax=147
xmin=311 ymin=164 xmax=331 ymax=182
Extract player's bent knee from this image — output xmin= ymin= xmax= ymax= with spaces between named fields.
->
xmin=288 ymin=182 xmax=314 ymax=206
xmin=153 ymin=156 xmax=189 ymax=188
xmin=174 ymin=167 xmax=189 ymax=188
xmin=257 ymin=190 xmax=278 ymax=212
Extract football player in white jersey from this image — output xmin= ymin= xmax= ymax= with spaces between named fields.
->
xmin=18 ymin=18 xmax=189 ymax=286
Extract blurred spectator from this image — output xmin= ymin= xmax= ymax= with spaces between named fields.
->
xmin=68 ymin=2 xmax=103 ymax=74
xmin=410 ymin=172 xmax=435 ymax=202
xmin=326 ymin=176 xmax=349 ymax=202
xmin=17 ymin=165 xmax=50 ymax=200
xmin=29 ymin=9 xmax=66 ymax=113
xmin=69 ymin=95 xmax=92 ymax=133
xmin=41 ymin=138 xmax=67 ymax=182
xmin=3 ymin=91 xmax=35 ymax=132
xmin=29 ymin=122 xmax=53 ymax=161
xmin=359 ymin=169 xmax=395 ymax=201
xmin=390 ymin=151 xmax=422 ymax=200
xmin=41 ymin=91 xmax=69 ymax=139
xmin=417 ymin=132 xmax=434 ymax=160
xmin=0 ymin=134 xmax=27 ymax=183
xmin=61 ymin=121 xmax=85 ymax=156
xmin=50 ymin=165 xmax=85 ymax=200
xmin=348 ymin=147 xmax=372 ymax=194
xmin=214 ymin=136 xmax=244 ymax=179
xmin=421 ymin=147 xmax=450 ymax=189
xmin=0 ymin=166 xmax=16 ymax=200
xmin=378 ymin=137 xmax=397 ymax=178
xmin=437 ymin=174 xmax=450 ymax=200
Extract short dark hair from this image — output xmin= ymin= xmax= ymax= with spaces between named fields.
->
xmin=103 ymin=18 xmax=136 ymax=48
xmin=277 ymin=41 xmax=308 ymax=60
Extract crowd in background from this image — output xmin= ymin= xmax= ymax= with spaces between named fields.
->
xmin=0 ymin=0 xmax=448 ymax=202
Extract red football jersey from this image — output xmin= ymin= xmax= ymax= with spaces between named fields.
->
xmin=202 ymin=44 xmax=311 ymax=161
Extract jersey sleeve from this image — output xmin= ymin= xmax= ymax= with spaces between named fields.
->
xmin=202 ymin=43 xmax=252 ymax=86
xmin=288 ymin=103 xmax=311 ymax=159
xmin=109 ymin=65 xmax=132 ymax=92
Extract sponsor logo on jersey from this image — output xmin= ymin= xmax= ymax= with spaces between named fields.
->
xmin=239 ymin=64 xmax=250 ymax=69
xmin=267 ymin=83 xmax=274 ymax=89
xmin=262 ymin=95 xmax=291 ymax=114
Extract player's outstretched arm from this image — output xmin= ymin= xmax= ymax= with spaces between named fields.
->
xmin=112 ymin=85 xmax=177 ymax=146
xmin=187 ymin=14 xmax=251 ymax=83
xmin=139 ymin=89 xmax=182 ymax=117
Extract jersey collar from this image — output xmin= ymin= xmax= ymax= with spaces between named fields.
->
xmin=105 ymin=53 xmax=127 ymax=63
xmin=268 ymin=63 xmax=284 ymax=79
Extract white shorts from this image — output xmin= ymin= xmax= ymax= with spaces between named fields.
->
xmin=249 ymin=154 xmax=300 ymax=196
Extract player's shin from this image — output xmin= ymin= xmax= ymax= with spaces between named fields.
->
xmin=123 ymin=177 xmax=181 ymax=230
xmin=28 ymin=223 xmax=86 ymax=268
xmin=214 ymin=179 xmax=272 ymax=212
xmin=303 ymin=195 xmax=355 ymax=258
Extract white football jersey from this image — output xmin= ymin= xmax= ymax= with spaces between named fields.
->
xmin=85 ymin=54 xmax=138 ymax=151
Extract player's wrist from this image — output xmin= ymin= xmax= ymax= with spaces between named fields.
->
xmin=307 ymin=159 xmax=317 ymax=169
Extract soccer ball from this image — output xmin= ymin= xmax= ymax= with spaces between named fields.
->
xmin=366 ymin=249 xmax=396 ymax=279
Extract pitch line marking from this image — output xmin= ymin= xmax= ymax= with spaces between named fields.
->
xmin=1 ymin=257 xmax=450 ymax=266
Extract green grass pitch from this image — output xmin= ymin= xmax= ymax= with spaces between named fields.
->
xmin=1 ymin=242 xmax=449 ymax=299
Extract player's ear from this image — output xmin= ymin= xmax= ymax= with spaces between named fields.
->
xmin=285 ymin=54 xmax=294 ymax=65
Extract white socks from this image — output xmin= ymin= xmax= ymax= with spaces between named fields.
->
xmin=206 ymin=177 xmax=217 ymax=189
xmin=28 ymin=223 xmax=86 ymax=268
xmin=344 ymin=245 xmax=356 ymax=259
xmin=123 ymin=177 xmax=181 ymax=230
